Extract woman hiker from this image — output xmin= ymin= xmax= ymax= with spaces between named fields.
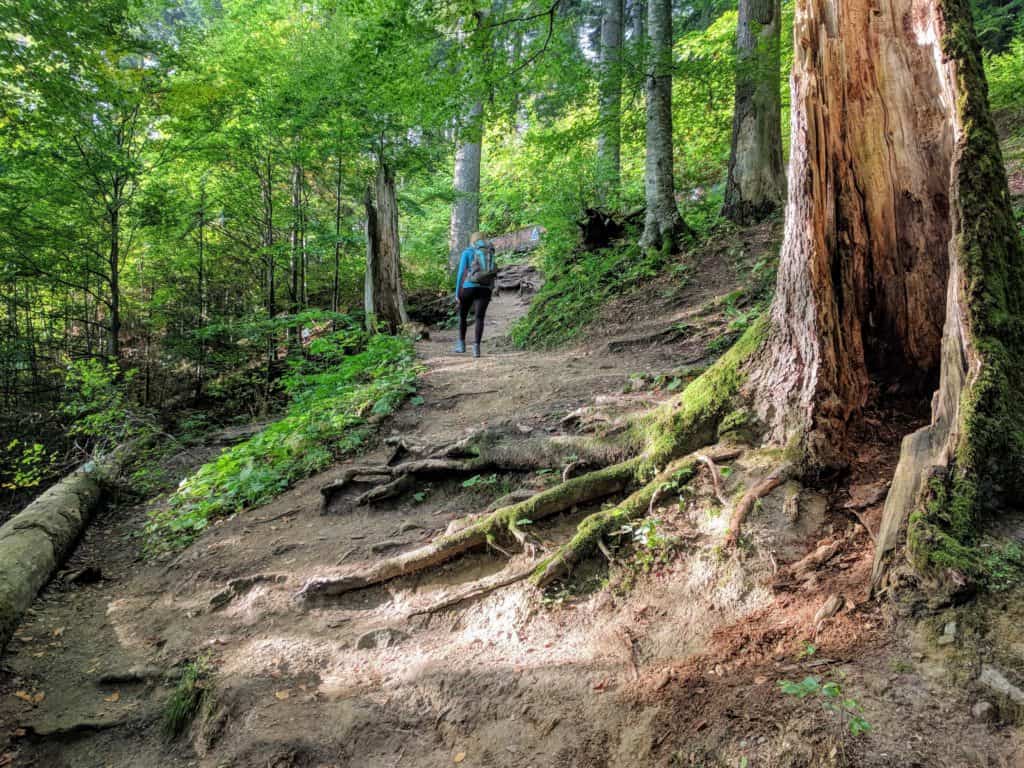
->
xmin=454 ymin=231 xmax=497 ymax=357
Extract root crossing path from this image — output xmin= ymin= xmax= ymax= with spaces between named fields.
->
xmin=0 ymin=256 xmax=1017 ymax=767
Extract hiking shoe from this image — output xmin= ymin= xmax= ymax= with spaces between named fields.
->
xmin=454 ymin=340 xmax=466 ymax=354
xmin=472 ymin=344 xmax=481 ymax=358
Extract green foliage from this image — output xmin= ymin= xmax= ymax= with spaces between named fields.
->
xmin=146 ymin=331 xmax=419 ymax=551
xmin=986 ymin=34 xmax=1024 ymax=110
xmin=0 ymin=440 xmax=58 ymax=492
xmin=61 ymin=360 xmax=154 ymax=449
xmin=779 ymin=675 xmax=872 ymax=737
xmin=163 ymin=656 xmax=215 ymax=739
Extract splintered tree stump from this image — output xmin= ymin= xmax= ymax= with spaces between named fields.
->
xmin=578 ymin=208 xmax=625 ymax=251
xmin=734 ymin=0 xmax=1024 ymax=585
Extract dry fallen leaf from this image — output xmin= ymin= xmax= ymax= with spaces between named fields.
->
xmin=453 ymin=752 xmax=466 ymax=763
xmin=274 ymin=690 xmax=290 ymax=700
xmin=13 ymin=690 xmax=33 ymax=703
xmin=754 ymin=676 xmax=768 ymax=685
xmin=103 ymin=691 xmax=120 ymax=703
xmin=32 ymin=691 xmax=45 ymax=704
xmin=52 ymin=627 xmax=64 ymax=638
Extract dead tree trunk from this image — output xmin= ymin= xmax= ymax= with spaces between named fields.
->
xmin=721 ymin=0 xmax=785 ymax=223
xmin=364 ymin=163 xmax=408 ymax=334
xmin=743 ymin=0 xmax=1024 ymax=588
xmin=448 ymin=101 xmax=484 ymax=273
xmin=597 ymin=0 xmax=625 ymax=201
xmin=640 ymin=0 xmax=690 ymax=251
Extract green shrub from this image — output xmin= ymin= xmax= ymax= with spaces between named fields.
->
xmin=145 ymin=330 xmax=419 ymax=551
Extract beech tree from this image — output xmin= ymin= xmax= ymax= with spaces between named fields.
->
xmin=640 ymin=0 xmax=690 ymax=250
xmin=596 ymin=0 xmax=625 ymax=200
xmin=721 ymin=0 xmax=785 ymax=223
xmin=449 ymin=101 xmax=485 ymax=272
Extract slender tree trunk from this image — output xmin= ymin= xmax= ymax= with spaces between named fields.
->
xmin=721 ymin=0 xmax=785 ymax=223
xmin=742 ymin=0 xmax=1024 ymax=589
xmin=640 ymin=0 xmax=689 ymax=251
xmin=107 ymin=194 xmax=121 ymax=360
xmin=195 ymin=186 xmax=207 ymax=403
xmin=597 ymin=0 xmax=625 ymax=202
xmin=333 ymin=156 xmax=343 ymax=318
xmin=365 ymin=164 xmax=408 ymax=333
xmin=449 ymin=100 xmax=484 ymax=273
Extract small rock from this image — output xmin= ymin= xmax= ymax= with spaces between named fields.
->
xmin=844 ymin=482 xmax=890 ymax=509
xmin=978 ymin=665 xmax=1024 ymax=705
xmin=814 ymin=594 xmax=844 ymax=627
xmin=356 ymin=628 xmax=409 ymax=650
xmin=65 ymin=566 xmax=103 ymax=585
xmin=937 ymin=621 xmax=957 ymax=646
xmin=516 ymin=424 xmax=533 ymax=434
xmin=971 ymin=701 xmax=996 ymax=722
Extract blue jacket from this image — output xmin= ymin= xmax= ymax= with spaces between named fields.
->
xmin=455 ymin=243 xmax=491 ymax=295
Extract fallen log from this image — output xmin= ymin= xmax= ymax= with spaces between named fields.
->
xmin=0 ymin=449 xmax=126 ymax=653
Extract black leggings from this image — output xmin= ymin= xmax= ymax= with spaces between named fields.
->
xmin=458 ymin=286 xmax=492 ymax=345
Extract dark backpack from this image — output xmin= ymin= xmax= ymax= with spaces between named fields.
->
xmin=465 ymin=247 xmax=497 ymax=287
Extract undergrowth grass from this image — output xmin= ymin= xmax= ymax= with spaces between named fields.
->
xmin=510 ymin=237 xmax=670 ymax=349
xmin=163 ymin=657 xmax=214 ymax=738
xmin=510 ymin=192 xmax=730 ymax=349
xmin=145 ymin=328 xmax=420 ymax=551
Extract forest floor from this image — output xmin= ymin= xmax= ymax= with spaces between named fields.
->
xmin=2 ymin=223 xmax=1024 ymax=768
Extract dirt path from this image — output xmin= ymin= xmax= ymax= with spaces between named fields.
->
xmin=1 ymin=243 xmax=1021 ymax=767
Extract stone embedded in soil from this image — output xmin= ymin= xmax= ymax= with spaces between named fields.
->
xmin=937 ymin=621 xmax=957 ymax=646
xmin=97 ymin=665 xmax=163 ymax=685
xmin=844 ymin=482 xmax=890 ymax=509
xmin=978 ymin=666 xmax=1024 ymax=705
xmin=356 ymin=628 xmax=409 ymax=650
xmin=813 ymin=594 xmax=844 ymax=628
xmin=971 ymin=701 xmax=996 ymax=722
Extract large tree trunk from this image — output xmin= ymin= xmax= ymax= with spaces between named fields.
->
xmin=721 ymin=0 xmax=785 ymax=224
xmin=448 ymin=101 xmax=484 ymax=273
xmin=364 ymin=163 xmax=408 ymax=334
xmin=597 ymin=0 xmax=624 ymax=201
xmin=744 ymin=0 xmax=1024 ymax=587
xmin=640 ymin=0 xmax=689 ymax=251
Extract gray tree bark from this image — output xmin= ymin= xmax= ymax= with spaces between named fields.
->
xmin=721 ymin=0 xmax=785 ymax=223
xmin=640 ymin=0 xmax=689 ymax=251
xmin=448 ymin=101 xmax=484 ymax=273
xmin=597 ymin=0 xmax=625 ymax=202
xmin=365 ymin=163 xmax=408 ymax=334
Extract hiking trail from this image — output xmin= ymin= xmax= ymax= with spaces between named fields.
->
xmin=1 ymin=235 xmax=1019 ymax=767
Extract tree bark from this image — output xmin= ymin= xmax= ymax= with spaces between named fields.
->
xmin=721 ymin=0 xmax=785 ymax=224
xmin=597 ymin=0 xmax=625 ymax=202
xmin=364 ymin=163 xmax=408 ymax=334
xmin=741 ymin=0 xmax=1024 ymax=586
xmin=640 ymin=0 xmax=689 ymax=251
xmin=448 ymin=101 xmax=484 ymax=273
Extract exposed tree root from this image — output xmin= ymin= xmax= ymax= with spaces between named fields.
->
xmin=724 ymin=463 xmax=793 ymax=547
xmin=531 ymin=446 xmax=742 ymax=588
xmin=320 ymin=426 xmax=626 ymax=510
xmin=297 ymin=457 xmax=645 ymax=601
xmin=697 ymin=452 xmax=729 ymax=506
xmin=607 ymin=325 xmax=688 ymax=353
xmin=407 ymin=565 xmax=536 ymax=617
xmin=301 ymin=321 xmax=769 ymax=599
